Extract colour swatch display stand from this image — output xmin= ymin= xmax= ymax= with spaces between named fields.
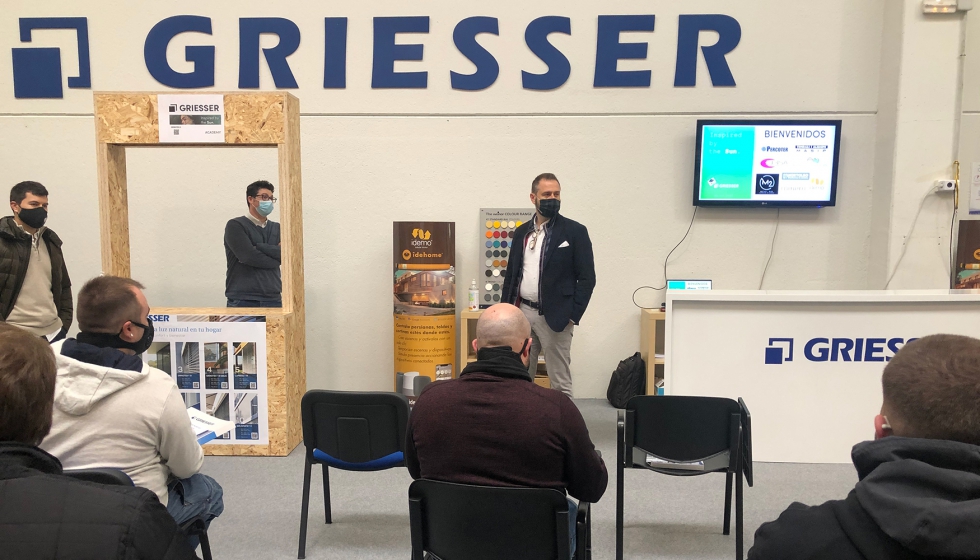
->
xmin=93 ymin=92 xmax=305 ymax=456
xmin=478 ymin=208 xmax=534 ymax=308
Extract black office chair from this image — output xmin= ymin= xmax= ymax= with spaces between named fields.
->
xmin=298 ymin=390 xmax=411 ymax=559
xmin=408 ymin=479 xmax=591 ymax=560
xmin=616 ymin=395 xmax=753 ymax=560
xmin=63 ymin=468 xmax=213 ymax=560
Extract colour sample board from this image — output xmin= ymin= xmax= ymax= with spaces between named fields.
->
xmin=478 ymin=208 xmax=534 ymax=308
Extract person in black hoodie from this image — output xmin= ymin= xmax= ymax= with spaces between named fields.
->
xmin=748 ymin=334 xmax=980 ymax=560
xmin=0 ymin=323 xmax=197 ymax=560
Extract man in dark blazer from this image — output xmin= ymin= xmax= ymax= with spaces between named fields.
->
xmin=501 ymin=173 xmax=596 ymax=396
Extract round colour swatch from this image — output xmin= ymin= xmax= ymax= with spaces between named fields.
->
xmin=485 ymin=220 xmax=493 ymax=228
xmin=492 ymin=269 xmax=500 ymax=277
xmin=485 ymin=231 xmax=493 ymax=239
xmin=493 ymin=240 xmax=500 ymax=248
xmin=501 ymin=231 xmax=508 ymax=239
xmin=493 ymin=220 xmax=501 ymax=228
xmin=493 ymin=231 xmax=500 ymax=238
xmin=501 ymin=241 xmax=508 ymax=248
xmin=508 ymin=221 xmax=516 ymax=228
xmin=485 ymin=241 xmax=492 ymax=248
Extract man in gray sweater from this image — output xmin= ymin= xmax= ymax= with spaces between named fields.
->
xmin=224 ymin=180 xmax=281 ymax=307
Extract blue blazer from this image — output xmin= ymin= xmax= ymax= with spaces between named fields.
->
xmin=501 ymin=213 xmax=596 ymax=332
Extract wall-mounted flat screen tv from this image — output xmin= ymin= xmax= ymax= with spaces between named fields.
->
xmin=694 ymin=120 xmax=842 ymax=207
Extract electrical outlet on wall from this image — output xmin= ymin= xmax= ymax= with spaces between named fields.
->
xmin=934 ymin=179 xmax=956 ymax=193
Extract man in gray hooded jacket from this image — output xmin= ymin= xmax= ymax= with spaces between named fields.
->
xmin=40 ymin=275 xmax=223 ymax=552
xmin=748 ymin=334 xmax=980 ymax=560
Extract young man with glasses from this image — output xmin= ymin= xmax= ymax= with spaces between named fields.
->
xmin=500 ymin=173 xmax=596 ymax=397
xmin=224 ymin=180 xmax=282 ymax=308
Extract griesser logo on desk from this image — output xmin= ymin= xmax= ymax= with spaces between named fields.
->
xmin=765 ymin=337 xmax=917 ymax=365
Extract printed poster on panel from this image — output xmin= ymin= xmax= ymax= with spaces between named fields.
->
xmin=144 ymin=314 xmax=268 ymax=445
xmin=393 ymin=222 xmax=456 ymax=405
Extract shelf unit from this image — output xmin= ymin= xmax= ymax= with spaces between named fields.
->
xmin=640 ymin=309 xmax=666 ymax=395
xmin=460 ymin=309 xmax=551 ymax=388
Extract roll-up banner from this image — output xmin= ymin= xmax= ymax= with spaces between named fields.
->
xmin=393 ymin=222 xmax=456 ymax=404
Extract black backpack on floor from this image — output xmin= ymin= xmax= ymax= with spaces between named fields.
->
xmin=606 ymin=352 xmax=646 ymax=409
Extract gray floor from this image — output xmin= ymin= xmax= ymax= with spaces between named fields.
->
xmin=201 ymin=399 xmax=857 ymax=559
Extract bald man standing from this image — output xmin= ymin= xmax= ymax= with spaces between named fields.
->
xmin=406 ymin=304 xmax=607 ymax=548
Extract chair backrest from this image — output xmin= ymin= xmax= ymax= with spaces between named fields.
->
xmin=301 ymin=390 xmax=410 ymax=463
xmin=408 ymin=479 xmax=570 ymax=560
xmin=739 ymin=397 xmax=753 ymax=486
xmin=62 ymin=468 xmax=134 ymax=486
xmin=626 ymin=395 xmax=741 ymax=463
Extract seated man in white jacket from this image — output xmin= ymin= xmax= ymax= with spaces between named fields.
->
xmin=40 ymin=275 xmax=223 ymax=548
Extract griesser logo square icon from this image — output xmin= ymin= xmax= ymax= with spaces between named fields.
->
xmin=755 ymin=173 xmax=779 ymax=195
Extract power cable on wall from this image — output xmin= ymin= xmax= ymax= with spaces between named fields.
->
xmin=632 ymin=207 xmax=699 ymax=309
xmin=884 ymin=184 xmax=950 ymax=289
xmin=758 ymin=209 xmax=781 ymax=290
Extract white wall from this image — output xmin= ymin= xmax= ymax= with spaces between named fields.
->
xmin=2 ymin=0 xmax=975 ymax=397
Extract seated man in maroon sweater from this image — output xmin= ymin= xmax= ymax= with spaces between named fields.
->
xmin=405 ymin=303 xmax=607 ymax=552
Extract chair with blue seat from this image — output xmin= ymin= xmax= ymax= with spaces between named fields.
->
xmin=297 ymin=390 xmax=411 ymax=559
xmin=63 ymin=468 xmax=214 ymax=560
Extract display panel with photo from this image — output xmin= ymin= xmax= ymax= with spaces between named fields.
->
xmin=206 ymin=392 xmax=232 ymax=440
xmin=204 ymin=342 xmax=229 ymax=389
xmin=146 ymin=342 xmax=172 ymax=374
xmin=175 ymin=342 xmax=201 ymax=389
xmin=235 ymin=393 xmax=260 ymax=440
xmin=233 ymin=342 xmax=258 ymax=390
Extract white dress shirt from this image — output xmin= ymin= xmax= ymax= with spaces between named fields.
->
xmin=519 ymin=221 xmax=548 ymax=303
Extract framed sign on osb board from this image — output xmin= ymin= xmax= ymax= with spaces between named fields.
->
xmin=93 ymin=92 xmax=305 ymax=456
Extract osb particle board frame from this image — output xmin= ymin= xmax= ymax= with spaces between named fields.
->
xmin=93 ymin=92 xmax=305 ymax=457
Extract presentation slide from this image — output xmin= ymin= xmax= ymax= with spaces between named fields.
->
xmin=698 ymin=124 xmax=838 ymax=204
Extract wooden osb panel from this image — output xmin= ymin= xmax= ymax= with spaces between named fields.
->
xmin=225 ymin=93 xmax=286 ymax=144
xmin=279 ymin=94 xmax=305 ymax=453
xmin=95 ymin=93 xmax=159 ymax=144
xmin=96 ymin=143 xmax=131 ymax=276
xmin=284 ymin=310 xmax=306 ymax=451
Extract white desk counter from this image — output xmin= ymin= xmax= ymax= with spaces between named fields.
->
xmin=664 ymin=290 xmax=980 ymax=463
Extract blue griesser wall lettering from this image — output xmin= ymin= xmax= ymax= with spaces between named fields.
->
xmin=12 ymin=13 xmax=742 ymax=98
xmin=766 ymin=337 xmax=918 ymax=365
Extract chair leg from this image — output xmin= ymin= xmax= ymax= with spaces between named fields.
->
xmin=736 ymin=470 xmax=744 ymax=560
xmin=723 ymin=471 xmax=733 ymax=535
xmin=298 ymin=458 xmax=312 ymax=559
xmin=322 ymin=464 xmax=332 ymax=524
xmin=616 ymin=460 xmax=624 ymax=560
xmin=199 ymin=529 xmax=213 ymax=560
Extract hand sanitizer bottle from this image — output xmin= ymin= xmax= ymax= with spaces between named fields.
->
xmin=469 ymin=280 xmax=479 ymax=311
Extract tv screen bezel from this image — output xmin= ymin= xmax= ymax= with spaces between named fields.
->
xmin=693 ymin=119 xmax=842 ymax=208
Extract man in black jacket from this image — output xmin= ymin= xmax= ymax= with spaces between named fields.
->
xmin=224 ymin=180 xmax=281 ymax=307
xmin=748 ymin=334 xmax=980 ymax=560
xmin=501 ymin=173 xmax=595 ymax=396
xmin=0 ymin=323 xmax=196 ymax=560
xmin=0 ymin=181 xmax=72 ymax=341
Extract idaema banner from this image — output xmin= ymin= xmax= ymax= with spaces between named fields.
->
xmin=393 ymin=222 xmax=456 ymax=405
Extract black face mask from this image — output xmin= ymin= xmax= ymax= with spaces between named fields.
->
xmin=476 ymin=338 xmax=530 ymax=366
xmin=17 ymin=206 xmax=47 ymax=229
xmin=537 ymin=198 xmax=560 ymax=219
xmin=77 ymin=317 xmax=155 ymax=355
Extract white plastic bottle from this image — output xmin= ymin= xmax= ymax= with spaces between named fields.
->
xmin=469 ymin=279 xmax=479 ymax=311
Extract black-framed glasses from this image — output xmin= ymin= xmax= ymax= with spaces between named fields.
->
xmin=252 ymin=195 xmax=278 ymax=202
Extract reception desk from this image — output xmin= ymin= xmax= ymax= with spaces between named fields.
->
xmin=664 ymin=290 xmax=980 ymax=463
